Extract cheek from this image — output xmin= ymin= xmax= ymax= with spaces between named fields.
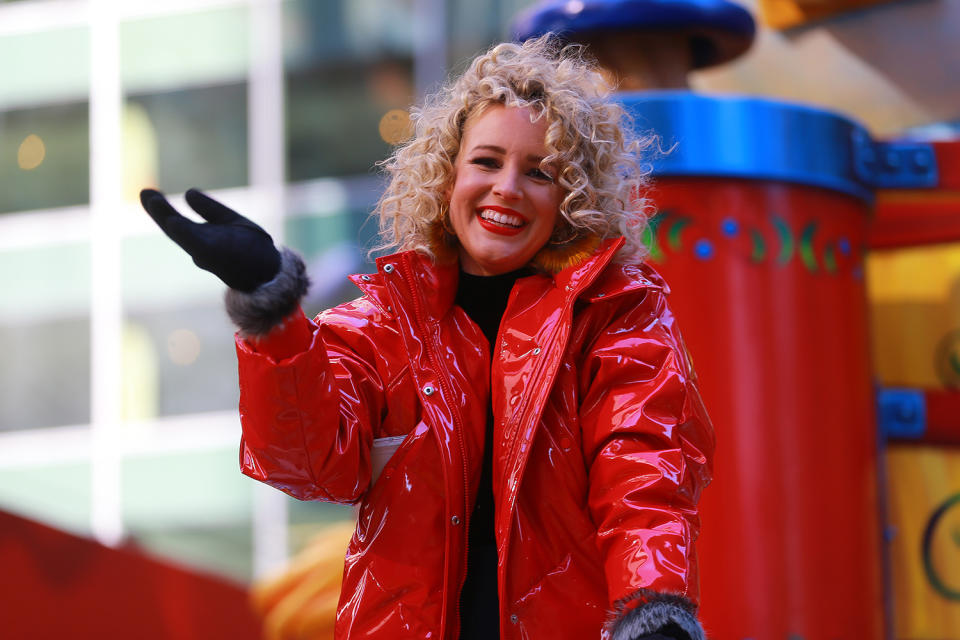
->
xmin=539 ymin=190 xmax=564 ymax=226
xmin=447 ymin=186 xmax=474 ymax=237
xmin=549 ymin=186 xmax=566 ymax=212
xmin=447 ymin=170 xmax=474 ymax=206
xmin=535 ymin=201 xmax=562 ymax=246
xmin=538 ymin=215 xmax=558 ymax=246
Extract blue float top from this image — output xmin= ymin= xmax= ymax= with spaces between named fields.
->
xmin=511 ymin=0 xmax=755 ymax=68
xmin=618 ymin=91 xmax=938 ymax=203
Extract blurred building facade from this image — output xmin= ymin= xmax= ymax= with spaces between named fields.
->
xmin=0 ymin=0 xmax=537 ymax=582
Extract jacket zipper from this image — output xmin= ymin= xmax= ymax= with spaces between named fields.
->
xmin=399 ymin=256 xmax=472 ymax=640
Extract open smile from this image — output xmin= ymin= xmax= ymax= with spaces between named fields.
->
xmin=476 ymin=207 xmax=527 ymax=236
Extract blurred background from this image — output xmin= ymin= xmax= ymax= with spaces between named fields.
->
xmin=1 ymin=0 xmax=958 ymax=637
xmin=1 ymin=0 xmax=544 ymax=583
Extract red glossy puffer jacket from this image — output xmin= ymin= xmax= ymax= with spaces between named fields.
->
xmin=235 ymin=238 xmax=714 ymax=639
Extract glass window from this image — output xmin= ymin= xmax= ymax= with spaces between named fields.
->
xmin=447 ymin=0 xmax=541 ymax=75
xmin=0 ymin=462 xmax=92 ymax=534
xmin=282 ymin=174 xmax=386 ymax=311
xmin=0 ymin=25 xmax=89 ymax=214
xmin=448 ymin=0 xmax=509 ymax=72
xmin=0 ymin=102 xmax=90 ymax=214
xmin=286 ymin=63 xmax=413 ymax=180
xmin=121 ymin=7 xmax=251 ymax=194
xmin=123 ymin=304 xmax=240 ymax=419
xmin=0 ymin=316 xmax=91 ymax=431
xmin=0 ymin=26 xmax=89 ymax=108
xmin=123 ymin=448 xmax=254 ymax=580
xmin=125 ymin=85 xmax=249 ymax=194
xmin=121 ymin=231 xmax=240 ymax=419
xmin=120 ymin=7 xmax=249 ymax=94
xmin=284 ymin=0 xmax=415 ymax=181
xmin=0 ymin=242 xmax=91 ymax=431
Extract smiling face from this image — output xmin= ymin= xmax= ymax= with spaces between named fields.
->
xmin=447 ymin=105 xmax=565 ymax=276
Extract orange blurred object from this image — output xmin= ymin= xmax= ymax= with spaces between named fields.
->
xmin=757 ymin=0 xmax=898 ymax=29
xmin=250 ymin=520 xmax=355 ymax=640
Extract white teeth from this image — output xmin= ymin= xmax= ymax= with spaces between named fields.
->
xmin=479 ymin=209 xmax=523 ymax=227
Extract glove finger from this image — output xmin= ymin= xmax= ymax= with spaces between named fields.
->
xmin=159 ymin=212 xmax=210 ymax=259
xmin=185 ymin=188 xmax=247 ymax=226
xmin=140 ymin=188 xmax=188 ymax=229
xmin=140 ymin=189 xmax=205 ymax=248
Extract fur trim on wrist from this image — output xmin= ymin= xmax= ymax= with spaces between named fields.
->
xmin=224 ymin=247 xmax=310 ymax=337
xmin=607 ymin=590 xmax=705 ymax=640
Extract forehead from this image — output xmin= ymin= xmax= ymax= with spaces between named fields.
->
xmin=460 ymin=104 xmax=549 ymax=151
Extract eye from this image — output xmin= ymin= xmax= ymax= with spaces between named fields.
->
xmin=470 ymin=156 xmax=500 ymax=169
xmin=528 ymin=167 xmax=555 ymax=183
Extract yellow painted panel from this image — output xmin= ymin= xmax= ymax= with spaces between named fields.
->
xmin=886 ymin=445 xmax=960 ymax=638
xmin=867 ymin=243 xmax=960 ymax=388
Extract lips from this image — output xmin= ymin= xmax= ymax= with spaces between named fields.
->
xmin=476 ymin=207 xmax=526 ymax=236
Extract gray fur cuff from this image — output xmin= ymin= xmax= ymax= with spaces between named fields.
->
xmin=224 ymin=247 xmax=310 ymax=337
xmin=608 ymin=591 xmax=705 ymax=640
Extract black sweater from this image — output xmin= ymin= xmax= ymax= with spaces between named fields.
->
xmin=455 ymin=268 xmax=528 ymax=640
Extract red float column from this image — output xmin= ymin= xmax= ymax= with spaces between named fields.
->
xmin=616 ymin=90 xmax=933 ymax=638
xmin=645 ymin=177 xmax=885 ymax=639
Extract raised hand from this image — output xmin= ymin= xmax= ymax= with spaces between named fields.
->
xmin=139 ymin=188 xmax=281 ymax=292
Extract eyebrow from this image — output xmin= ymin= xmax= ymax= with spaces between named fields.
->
xmin=470 ymin=144 xmax=547 ymax=164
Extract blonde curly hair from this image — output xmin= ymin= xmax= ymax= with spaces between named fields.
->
xmin=374 ymin=35 xmax=654 ymax=270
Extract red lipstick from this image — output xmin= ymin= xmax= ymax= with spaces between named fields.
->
xmin=476 ymin=206 xmax=526 ymax=236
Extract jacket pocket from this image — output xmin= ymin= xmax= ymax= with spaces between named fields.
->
xmin=371 ymin=434 xmax=407 ymax=485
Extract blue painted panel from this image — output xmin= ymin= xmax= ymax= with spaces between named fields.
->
xmin=511 ymin=0 xmax=755 ymax=42
xmin=877 ymin=387 xmax=927 ymax=440
xmin=618 ymin=91 xmax=938 ymax=203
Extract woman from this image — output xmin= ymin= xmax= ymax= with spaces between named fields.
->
xmin=140 ymin=37 xmax=713 ymax=640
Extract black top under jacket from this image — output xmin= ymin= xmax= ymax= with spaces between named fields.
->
xmin=455 ymin=267 xmax=529 ymax=640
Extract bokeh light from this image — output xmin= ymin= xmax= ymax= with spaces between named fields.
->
xmin=17 ymin=134 xmax=46 ymax=170
xmin=378 ymin=109 xmax=412 ymax=146
xmin=166 ymin=328 xmax=202 ymax=366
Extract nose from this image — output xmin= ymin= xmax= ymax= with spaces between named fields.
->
xmin=492 ymin=168 xmax=522 ymax=200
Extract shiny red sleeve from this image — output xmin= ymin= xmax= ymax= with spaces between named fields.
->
xmin=580 ymin=288 xmax=715 ymax=609
xmin=234 ymin=306 xmax=385 ymax=503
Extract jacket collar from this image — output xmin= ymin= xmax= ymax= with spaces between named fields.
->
xmin=349 ymin=237 xmax=664 ymax=320
xmin=349 ymin=252 xmax=460 ymax=322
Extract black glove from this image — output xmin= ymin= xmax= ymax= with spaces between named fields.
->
xmin=139 ymin=188 xmax=281 ymax=293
